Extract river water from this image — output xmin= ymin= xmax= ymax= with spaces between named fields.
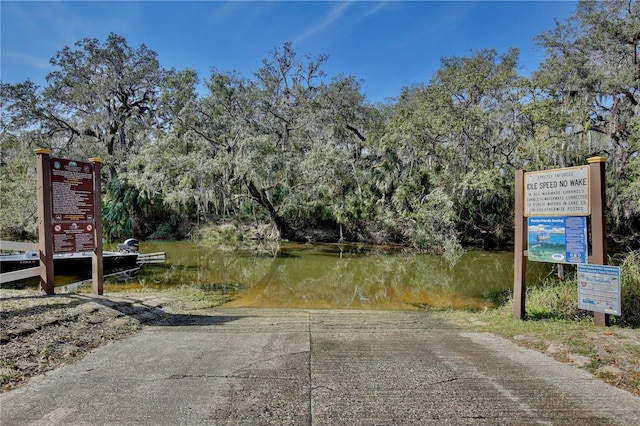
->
xmin=5 ymin=241 xmax=555 ymax=310
xmin=100 ymin=241 xmax=554 ymax=311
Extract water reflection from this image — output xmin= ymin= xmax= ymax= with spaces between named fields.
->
xmin=3 ymin=241 xmax=555 ymax=310
xmin=119 ymin=241 xmax=554 ymax=311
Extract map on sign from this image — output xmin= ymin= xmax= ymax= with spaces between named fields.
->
xmin=524 ymin=166 xmax=590 ymax=216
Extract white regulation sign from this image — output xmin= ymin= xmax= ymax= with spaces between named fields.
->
xmin=578 ymin=264 xmax=621 ymax=316
xmin=524 ymin=166 xmax=590 ymax=216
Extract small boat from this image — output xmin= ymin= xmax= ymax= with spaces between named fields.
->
xmin=0 ymin=239 xmax=140 ymax=275
xmin=535 ymin=230 xmax=551 ymax=242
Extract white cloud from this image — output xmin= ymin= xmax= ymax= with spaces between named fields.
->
xmin=2 ymin=51 xmax=51 ymax=71
xmin=294 ymin=1 xmax=352 ymax=44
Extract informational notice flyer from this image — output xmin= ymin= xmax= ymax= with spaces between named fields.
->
xmin=577 ymin=264 xmax=621 ymax=316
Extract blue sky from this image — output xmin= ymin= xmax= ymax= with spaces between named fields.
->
xmin=1 ymin=1 xmax=577 ymax=103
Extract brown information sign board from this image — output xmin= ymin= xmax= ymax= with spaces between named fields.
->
xmin=50 ymin=158 xmax=95 ymax=253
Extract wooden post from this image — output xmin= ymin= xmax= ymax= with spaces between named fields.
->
xmin=34 ymin=149 xmax=55 ymax=294
xmin=89 ymin=158 xmax=104 ymax=295
xmin=513 ymin=170 xmax=527 ymax=319
xmin=588 ymin=157 xmax=609 ymax=326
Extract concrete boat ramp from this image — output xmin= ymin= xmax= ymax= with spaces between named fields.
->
xmin=1 ymin=308 xmax=639 ymax=425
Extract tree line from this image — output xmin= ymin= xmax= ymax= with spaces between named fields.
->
xmin=1 ymin=0 xmax=639 ymax=256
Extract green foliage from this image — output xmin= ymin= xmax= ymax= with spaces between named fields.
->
xmin=612 ymin=251 xmax=640 ymax=327
xmin=193 ymin=223 xmax=244 ymax=245
xmin=0 ymin=138 xmax=37 ymax=239
xmin=191 ymin=222 xmax=280 ymax=254
xmin=2 ymin=34 xmax=166 ymax=172
xmin=102 ymin=176 xmax=175 ymax=241
xmin=339 ymin=196 xmax=371 ymax=225
xmin=149 ymin=223 xmax=175 ymax=240
xmin=615 ymin=116 xmax=640 ymax=231
xmin=456 ymin=169 xmax=514 ymax=246
xmin=531 ymin=0 xmax=640 ymax=231
xmin=2 ymin=1 xmax=640 ymax=251
xmin=47 ymin=33 xmax=166 ymax=162
xmin=525 ymin=279 xmax=587 ymax=321
xmin=411 ymin=188 xmax=463 ymax=261
xmin=488 ymin=252 xmax=640 ymax=327
xmin=102 ymin=177 xmax=138 ymax=241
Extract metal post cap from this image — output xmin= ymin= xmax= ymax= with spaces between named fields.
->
xmin=587 ymin=156 xmax=607 ymax=163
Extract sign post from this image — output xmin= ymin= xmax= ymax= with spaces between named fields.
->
xmin=90 ymin=158 xmax=104 ymax=295
xmin=34 ymin=150 xmax=103 ymax=295
xmin=588 ymin=157 xmax=609 ymax=326
xmin=513 ymin=170 xmax=527 ymax=319
xmin=35 ymin=149 xmax=55 ymax=295
xmin=514 ymin=157 xmax=611 ymax=326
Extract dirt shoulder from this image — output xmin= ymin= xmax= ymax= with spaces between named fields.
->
xmin=2 ymin=289 xmax=639 ymax=396
xmin=0 ymin=289 xmax=174 ymax=393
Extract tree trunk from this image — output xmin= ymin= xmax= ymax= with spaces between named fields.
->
xmin=244 ymin=178 xmax=306 ymax=242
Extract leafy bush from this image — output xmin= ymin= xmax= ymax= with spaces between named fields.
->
xmin=411 ymin=188 xmax=464 ymax=262
xmin=499 ymin=252 xmax=640 ymax=327
xmin=525 ymin=280 xmax=589 ymax=321
xmin=149 ymin=223 xmax=175 ymax=240
xmin=193 ymin=223 xmax=243 ymax=245
xmin=612 ymin=251 xmax=640 ymax=328
xmin=102 ymin=177 xmax=138 ymax=240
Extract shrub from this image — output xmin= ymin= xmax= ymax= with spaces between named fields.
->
xmin=193 ymin=223 xmax=242 ymax=245
xmin=612 ymin=251 xmax=640 ymax=327
xmin=411 ymin=188 xmax=464 ymax=262
xmin=525 ymin=279 xmax=589 ymax=320
xmin=149 ymin=223 xmax=175 ymax=240
xmin=511 ymin=251 xmax=640 ymax=327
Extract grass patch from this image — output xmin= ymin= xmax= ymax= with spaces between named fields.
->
xmin=625 ymin=343 xmax=640 ymax=355
xmin=0 ymin=372 xmax=23 ymax=389
xmin=525 ymin=280 xmax=587 ymax=321
xmin=486 ymin=250 xmax=640 ymax=326
xmin=160 ymin=285 xmax=231 ymax=310
xmin=613 ymin=250 xmax=640 ymax=327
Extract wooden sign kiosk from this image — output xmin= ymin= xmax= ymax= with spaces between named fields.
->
xmin=35 ymin=149 xmax=104 ymax=295
xmin=513 ymin=157 xmax=609 ymax=326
